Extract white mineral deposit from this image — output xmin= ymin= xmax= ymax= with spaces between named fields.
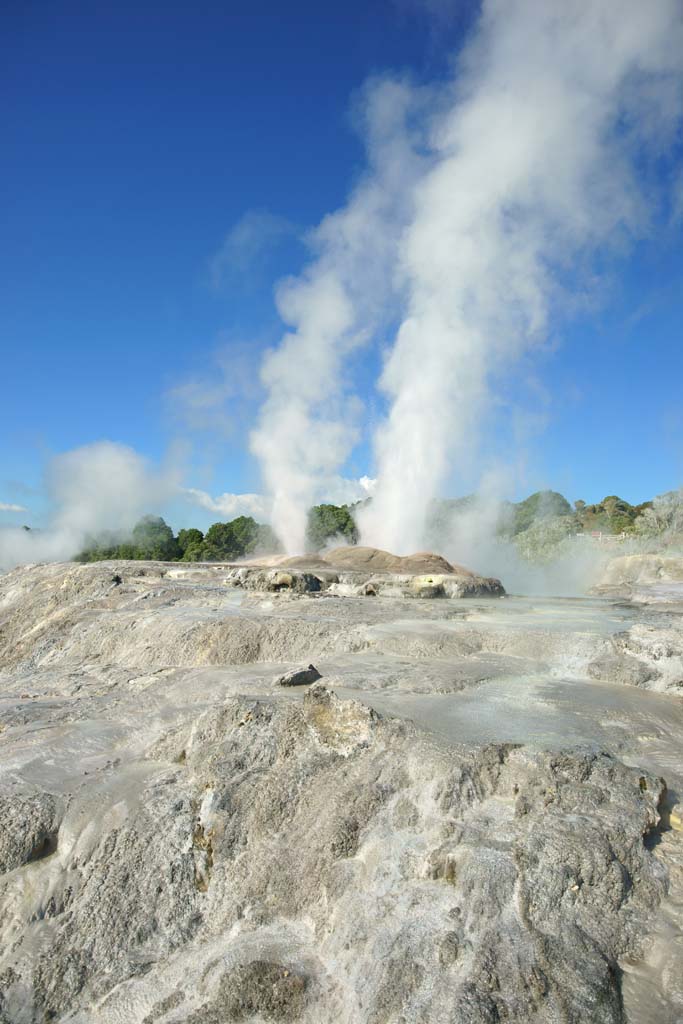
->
xmin=1 ymin=552 xmax=682 ymax=1022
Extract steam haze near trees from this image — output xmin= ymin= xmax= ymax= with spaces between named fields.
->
xmin=0 ymin=443 xmax=179 ymax=570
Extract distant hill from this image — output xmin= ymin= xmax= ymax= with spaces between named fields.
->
xmin=573 ymin=495 xmax=653 ymax=535
xmin=499 ymin=490 xmax=573 ymax=537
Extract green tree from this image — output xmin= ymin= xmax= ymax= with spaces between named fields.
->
xmin=202 ymin=516 xmax=264 ymax=560
xmin=635 ymin=489 xmax=683 ymax=538
xmin=203 ymin=522 xmax=238 ymax=559
xmin=182 ymin=542 xmax=205 ymax=562
xmin=578 ymin=495 xmax=644 ymax=535
xmin=115 ymin=543 xmax=139 ymax=560
xmin=177 ymin=527 xmax=204 ymax=558
xmin=305 ymin=504 xmax=359 ymax=552
xmin=131 ymin=516 xmax=180 ymax=560
xmin=514 ymin=515 xmax=575 ymax=563
xmin=230 ymin=515 xmax=262 ymax=555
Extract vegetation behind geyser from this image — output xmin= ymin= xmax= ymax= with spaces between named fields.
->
xmin=75 ymin=514 xmax=279 ymax=563
xmin=426 ymin=491 xmax=664 ymax=562
xmin=421 ymin=489 xmax=683 ymax=596
xmin=73 ymin=490 xmax=683 ymax=568
xmin=74 ymin=503 xmax=359 ymax=563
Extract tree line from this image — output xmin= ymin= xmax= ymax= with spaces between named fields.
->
xmin=74 ymin=489 xmax=682 ymax=564
xmin=74 ymin=503 xmax=358 ymax=563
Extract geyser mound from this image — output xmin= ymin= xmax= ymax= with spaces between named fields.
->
xmin=251 ymin=545 xmax=476 ymax=576
xmin=310 ymin=546 xmax=468 ymax=575
xmin=233 ymin=545 xmax=505 ymax=598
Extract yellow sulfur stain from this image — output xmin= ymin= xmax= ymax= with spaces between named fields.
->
xmin=669 ymin=811 xmax=682 ymax=833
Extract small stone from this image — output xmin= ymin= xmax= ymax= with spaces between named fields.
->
xmin=273 ymin=664 xmax=322 ymax=687
xmin=439 ymin=931 xmax=460 ymax=965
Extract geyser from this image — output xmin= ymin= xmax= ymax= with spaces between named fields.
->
xmin=251 ymin=0 xmax=683 ymax=556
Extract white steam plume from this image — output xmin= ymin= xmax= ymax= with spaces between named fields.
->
xmin=360 ymin=0 xmax=683 ymax=551
xmin=253 ymin=0 xmax=683 ymax=556
xmin=250 ymin=79 xmax=427 ymax=553
xmin=0 ymin=442 xmax=178 ymax=571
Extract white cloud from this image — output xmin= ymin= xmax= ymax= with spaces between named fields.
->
xmin=0 ymin=502 xmax=27 ymax=513
xmin=164 ymin=339 xmax=262 ymax=439
xmin=319 ymin=475 xmax=376 ymax=506
xmin=210 ymin=209 xmax=296 ymax=289
xmin=183 ymin=487 xmax=273 ymax=521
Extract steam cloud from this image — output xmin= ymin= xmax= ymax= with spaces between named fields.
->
xmin=253 ymin=0 xmax=683 ymax=555
xmin=0 ymin=442 xmax=178 ymax=571
xmin=250 ymin=78 xmax=427 ymax=553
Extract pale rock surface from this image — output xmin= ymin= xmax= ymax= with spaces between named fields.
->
xmin=0 ymin=561 xmax=682 ymax=1022
xmin=273 ymin=664 xmax=322 ymax=687
xmin=323 ymin=546 xmax=463 ymax=574
xmin=589 ymin=553 xmax=683 ymax=695
xmin=223 ymin=546 xmax=505 ymax=600
xmin=595 ymin=553 xmax=683 ymax=592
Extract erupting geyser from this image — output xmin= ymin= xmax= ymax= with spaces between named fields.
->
xmin=251 ymin=0 xmax=683 ymax=556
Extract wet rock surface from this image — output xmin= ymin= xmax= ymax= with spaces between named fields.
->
xmin=0 ymin=560 xmax=682 ymax=1022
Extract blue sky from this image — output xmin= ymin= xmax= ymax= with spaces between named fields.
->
xmin=2 ymin=0 xmax=682 ymax=531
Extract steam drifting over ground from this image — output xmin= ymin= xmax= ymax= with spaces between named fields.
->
xmin=252 ymin=0 xmax=683 ymax=556
xmin=0 ymin=443 xmax=178 ymax=571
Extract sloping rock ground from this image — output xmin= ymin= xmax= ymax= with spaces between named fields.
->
xmin=0 ymin=561 xmax=682 ymax=1022
xmin=594 ymin=553 xmax=683 ymax=592
xmin=590 ymin=554 xmax=683 ymax=696
xmin=0 ymin=686 xmax=669 ymax=1024
xmin=1 ymin=561 xmax=679 ymax=694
